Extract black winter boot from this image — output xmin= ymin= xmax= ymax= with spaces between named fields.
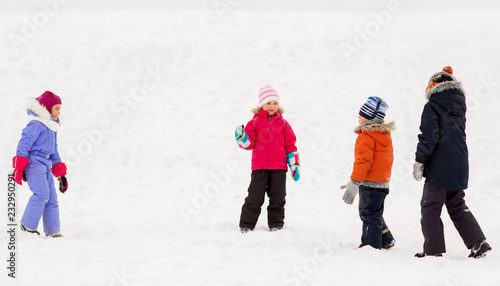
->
xmin=415 ymin=252 xmax=442 ymax=258
xmin=468 ymin=239 xmax=491 ymax=258
xmin=20 ymin=224 xmax=40 ymax=235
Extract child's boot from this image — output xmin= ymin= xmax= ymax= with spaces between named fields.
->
xmin=46 ymin=233 xmax=64 ymax=238
xmin=468 ymin=239 xmax=492 ymax=258
xmin=415 ymin=252 xmax=443 ymax=258
xmin=240 ymin=227 xmax=252 ymax=234
xmin=20 ymin=224 xmax=40 ymax=235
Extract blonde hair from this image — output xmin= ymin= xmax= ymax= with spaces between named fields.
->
xmin=252 ymin=106 xmax=284 ymax=115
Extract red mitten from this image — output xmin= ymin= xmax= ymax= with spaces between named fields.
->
xmin=12 ymin=156 xmax=29 ymax=185
xmin=51 ymin=162 xmax=67 ymax=177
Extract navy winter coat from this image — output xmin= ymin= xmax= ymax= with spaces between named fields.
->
xmin=415 ymin=81 xmax=468 ymax=190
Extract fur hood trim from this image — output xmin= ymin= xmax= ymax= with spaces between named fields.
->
xmin=355 ymin=119 xmax=395 ymax=133
xmin=28 ymin=98 xmax=52 ymax=120
xmin=426 ymin=81 xmax=464 ymax=101
xmin=27 ymin=98 xmax=60 ymax=131
xmin=252 ymin=106 xmax=284 ymax=115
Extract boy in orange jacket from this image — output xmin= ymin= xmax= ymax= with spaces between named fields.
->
xmin=341 ymin=96 xmax=395 ymax=249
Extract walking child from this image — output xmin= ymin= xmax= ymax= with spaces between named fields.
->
xmin=235 ymin=86 xmax=300 ymax=233
xmin=341 ymin=96 xmax=396 ymax=249
xmin=12 ymin=91 xmax=69 ymax=238
xmin=413 ymin=66 xmax=492 ymax=258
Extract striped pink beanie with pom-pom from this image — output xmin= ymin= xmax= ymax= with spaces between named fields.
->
xmin=258 ymin=86 xmax=280 ymax=107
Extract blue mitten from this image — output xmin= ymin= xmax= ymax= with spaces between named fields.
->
xmin=286 ymin=152 xmax=300 ymax=181
xmin=235 ymin=125 xmax=250 ymax=149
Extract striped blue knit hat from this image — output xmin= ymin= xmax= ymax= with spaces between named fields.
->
xmin=359 ymin=96 xmax=388 ymax=120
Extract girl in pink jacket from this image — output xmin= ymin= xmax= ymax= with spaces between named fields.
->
xmin=235 ymin=86 xmax=300 ymax=233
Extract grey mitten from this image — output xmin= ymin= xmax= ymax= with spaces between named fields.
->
xmin=341 ymin=179 xmax=360 ymax=205
xmin=413 ymin=162 xmax=424 ymax=181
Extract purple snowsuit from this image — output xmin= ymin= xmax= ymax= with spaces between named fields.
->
xmin=17 ymin=99 xmax=62 ymax=235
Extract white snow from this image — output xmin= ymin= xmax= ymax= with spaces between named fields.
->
xmin=1 ymin=7 xmax=500 ymax=286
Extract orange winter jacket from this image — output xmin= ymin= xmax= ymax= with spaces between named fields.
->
xmin=350 ymin=121 xmax=395 ymax=183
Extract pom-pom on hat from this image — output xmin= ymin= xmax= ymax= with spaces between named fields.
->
xmin=36 ymin=91 xmax=62 ymax=113
xmin=426 ymin=66 xmax=456 ymax=93
xmin=359 ymin=96 xmax=388 ymax=120
xmin=428 ymin=66 xmax=455 ymax=84
xmin=258 ymin=86 xmax=280 ymax=107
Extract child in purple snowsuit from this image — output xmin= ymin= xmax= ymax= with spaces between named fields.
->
xmin=12 ymin=91 xmax=69 ymax=238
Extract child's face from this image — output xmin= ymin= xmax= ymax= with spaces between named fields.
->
xmin=358 ymin=115 xmax=368 ymax=124
xmin=262 ymin=100 xmax=279 ymax=116
xmin=51 ymin=104 xmax=61 ymax=120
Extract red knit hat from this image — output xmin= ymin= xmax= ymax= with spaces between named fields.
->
xmin=36 ymin=91 xmax=62 ymax=112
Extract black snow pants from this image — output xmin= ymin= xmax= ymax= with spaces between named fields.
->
xmin=420 ymin=183 xmax=485 ymax=255
xmin=358 ymin=186 xmax=395 ymax=249
xmin=239 ymin=170 xmax=286 ymax=229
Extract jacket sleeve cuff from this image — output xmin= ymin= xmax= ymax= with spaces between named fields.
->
xmin=286 ymin=152 xmax=300 ymax=166
xmin=415 ymin=155 xmax=427 ymax=164
xmin=349 ymin=177 xmax=362 ymax=185
xmin=350 ymin=179 xmax=361 ymax=185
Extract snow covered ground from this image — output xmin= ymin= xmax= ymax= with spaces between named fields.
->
xmin=1 ymin=6 xmax=500 ymax=286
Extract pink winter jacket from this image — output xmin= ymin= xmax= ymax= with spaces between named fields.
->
xmin=243 ymin=109 xmax=297 ymax=171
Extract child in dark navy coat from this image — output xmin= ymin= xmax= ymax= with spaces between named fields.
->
xmin=413 ymin=66 xmax=492 ymax=258
xmin=12 ymin=91 xmax=69 ymax=238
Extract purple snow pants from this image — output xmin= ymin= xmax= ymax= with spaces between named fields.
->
xmin=420 ymin=183 xmax=485 ymax=255
xmin=21 ymin=155 xmax=60 ymax=235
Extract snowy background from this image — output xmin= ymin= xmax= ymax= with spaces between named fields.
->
xmin=1 ymin=1 xmax=500 ymax=285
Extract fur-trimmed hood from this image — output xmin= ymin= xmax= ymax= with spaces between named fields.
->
xmin=426 ymin=81 xmax=465 ymax=101
xmin=28 ymin=98 xmax=52 ymax=120
xmin=355 ymin=119 xmax=395 ymax=133
xmin=26 ymin=98 xmax=60 ymax=131
xmin=252 ymin=106 xmax=284 ymax=115
xmin=425 ymin=81 xmax=466 ymax=116
xmin=253 ymin=108 xmax=284 ymax=120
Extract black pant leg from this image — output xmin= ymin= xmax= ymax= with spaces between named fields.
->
xmin=445 ymin=190 xmax=485 ymax=248
xmin=420 ymin=183 xmax=447 ymax=254
xmin=358 ymin=186 xmax=389 ymax=249
xmin=239 ymin=170 xmax=269 ymax=229
xmin=381 ymin=217 xmax=395 ymax=246
xmin=266 ymin=170 xmax=287 ymax=228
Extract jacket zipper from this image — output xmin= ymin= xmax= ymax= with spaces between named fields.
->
xmin=268 ymin=115 xmax=271 ymax=169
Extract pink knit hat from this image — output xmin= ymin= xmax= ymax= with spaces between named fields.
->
xmin=36 ymin=91 xmax=62 ymax=112
xmin=258 ymin=86 xmax=280 ymax=107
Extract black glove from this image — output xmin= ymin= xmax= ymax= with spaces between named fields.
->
xmin=58 ymin=176 xmax=68 ymax=193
